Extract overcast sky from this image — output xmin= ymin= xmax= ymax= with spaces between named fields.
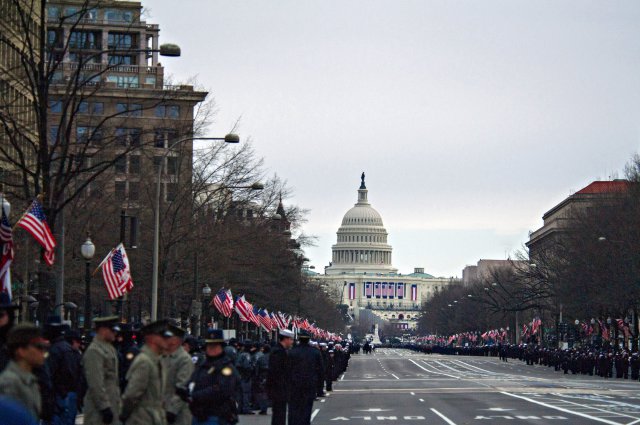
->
xmin=148 ymin=1 xmax=640 ymax=277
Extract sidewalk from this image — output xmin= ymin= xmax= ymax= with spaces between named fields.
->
xmin=76 ymin=409 xmax=274 ymax=424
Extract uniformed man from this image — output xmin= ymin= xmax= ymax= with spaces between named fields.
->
xmin=116 ymin=323 xmax=140 ymax=392
xmin=288 ymin=331 xmax=323 ymax=425
xmin=0 ymin=292 xmax=18 ymax=373
xmin=82 ymin=316 xmax=121 ymax=425
xmin=0 ymin=323 xmax=48 ymax=421
xmin=162 ymin=324 xmax=194 ymax=425
xmin=187 ymin=329 xmax=240 ymax=425
xmin=267 ymin=329 xmax=294 ymax=425
xmin=235 ymin=340 xmax=254 ymax=415
xmin=120 ymin=320 xmax=171 ymax=425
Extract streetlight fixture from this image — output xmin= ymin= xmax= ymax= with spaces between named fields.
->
xmin=158 ymin=43 xmax=181 ymax=57
xmin=80 ymin=234 xmax=95 ymax=332
xmin=151 ymin=135 xmax=240 ymax=321
xmin=201 ymin=284 xmax=212 ymax=333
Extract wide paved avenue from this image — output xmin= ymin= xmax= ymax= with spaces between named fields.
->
xmin=309 ymin=348 xmax=640 ymax=425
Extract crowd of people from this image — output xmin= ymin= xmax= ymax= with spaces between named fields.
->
xmin=405 ymin=341 xmax=640 ymax=381
xmin=0 ymin=294 xmax=352 ymax=425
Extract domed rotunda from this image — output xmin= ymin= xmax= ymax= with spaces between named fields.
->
xmin=326 ymin=173 xmax=398 ymax=275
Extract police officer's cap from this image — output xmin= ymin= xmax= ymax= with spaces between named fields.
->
xmin=205 ymin=329 xmax=225 ymax=344
xmin=141 ymin=319 xmax=173 ymax=338
xmin=279 ymin=329 xmax=294 ymax=339
xmin=94 ymin=315 xmax=121 ymax=332
xmin=298 ymin=330 xmax=311 ymax=340
xmin=169 ymin=325 xmax=186 ymax=338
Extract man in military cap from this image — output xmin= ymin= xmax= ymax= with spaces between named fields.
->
xmin=0 ymin=323 xmax=48 ymax=421
xmin=163 ymin=323 xmax=194 ymax=425
xmin=187 ymin=329 xmax=240 ymax=425
xmin=267 ymin=329 xmax=293 ymax=425
xmin=82 ymin=316 xmax=121 ymax=425
xmin=288 ymin=331 xmax=323 ymax=425
xmin=120 ymin=320 xmax=171 ymax=425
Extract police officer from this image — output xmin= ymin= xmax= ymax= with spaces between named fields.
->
xmin=235 ymin=340 xmax=255 ymax=414
xmin=120 ymin=320 xmax=171 ymax=425
xmin=0 ymin=292 xmax=18 ymax=372
xmin=82 ymin=316 xmax=121 ymax=425
xmin=163 ymin=324 xmax=194 ymax=425
xmin=116 ymin=324 xmax=140 ymax=392
xmin=267 ymin=329 xmax=294 ymax=425
xmin=288 ymin=331 xmax=323 ymax=425
xmin=187 ymin=329 xmax=240 ymax=425
xmin=46 ymin=323 xmax=82 ymax=425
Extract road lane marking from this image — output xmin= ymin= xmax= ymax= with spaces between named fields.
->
xmin=500 ymin=392 xmax=622 ymax=425
xmin=419 ymin=398 xmax=425 ymax=402
xmin=409 ymin=359 xmax=460 ymax=379
xmin=390 ymin=373 xmax=400 ymax=380
xmin=410 ymin=392 xmax=415 ymax=395
xmin=430 ymin=408 xmax=457 ymax=425
xmin=311 ymin=408 xmax=320 ymax=422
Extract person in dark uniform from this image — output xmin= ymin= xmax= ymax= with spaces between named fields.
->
xmin=185 ymin=329 xmax=240 ymax=425
xmin=631 ymin=353 xmax=640 ymax=380
xmin=288 ymin=331 xmax=323 ymax=425
xmin=267 ymin=329 xmax=294 ymax=425
xmin=46 ymin=321 xmax=82 ymax=425
xmin=0 ymin=293 xmax=18 ymax=373
xmin=116 ymin=323 xmax=140 ymax=392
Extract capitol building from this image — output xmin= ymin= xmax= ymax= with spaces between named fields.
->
xmin=313 ymin=174 xmax=456 ymax=331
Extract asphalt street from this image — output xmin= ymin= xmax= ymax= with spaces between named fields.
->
xmin=77 ymin=348 xmax=640 ymax=424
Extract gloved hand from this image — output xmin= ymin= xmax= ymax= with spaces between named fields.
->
xmin=100 ymin=407 xmax=114 ymax=424
xmin=175 ymin=386 xmax=191 ymax=402
xmin=166 ymin=411 xmax=177 ymax=424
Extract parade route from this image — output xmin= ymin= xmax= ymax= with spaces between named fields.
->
xmin=309 ymin=349 xmax=640 ymax=425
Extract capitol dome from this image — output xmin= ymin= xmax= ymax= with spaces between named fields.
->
xmin=325 ymin=173 xmax=397 ymax=276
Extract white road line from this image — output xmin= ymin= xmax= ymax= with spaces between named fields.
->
xmin=340 ymin=372 xmax=345 ymax=381
xmin=451 ymin=359 xmax=500 ymax=375
xmin=430 ymin=408 xmax=457 ymax=425
xmin=311 ymin=408 xmax=320 ymax=422
xmin=434 ymin=360 xmax=467 ymax=374
xmin=419 ymin=398 xmax=425 ymax=402
xmin=410 ymin=392 xmax=415 ymax=395
xmin=500 ymin=392 xmax=622 ymax=425
xmin=543 ymin=396 xmax=640 ymax=421
xmin=412 ymin=359 xmax=460 ymax=380
xmin=390 ymin=373 xmax=400 ymax=380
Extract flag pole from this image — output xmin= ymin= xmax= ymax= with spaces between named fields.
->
xmin=92 ymin=247 xmax=115 ymax=276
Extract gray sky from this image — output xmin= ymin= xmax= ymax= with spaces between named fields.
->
xmin=149 ymin=1 xmax=640 ymax=277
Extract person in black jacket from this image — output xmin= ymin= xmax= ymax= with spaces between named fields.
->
xmin=46 ymin=325 xmax=82 ymax=425
xmin=288 ymin=331 xmax=323 ymax=425
xmin=186 ymin=329 xmax=240 ymax=425
xmin=0 ymin=293 xmax=18 ymax=373
xmin=267 ymin=329 xmax=294 ymax=425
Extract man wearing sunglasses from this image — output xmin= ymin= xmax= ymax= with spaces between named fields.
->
xmin=0 ymin=323 xmax=49 ymax=421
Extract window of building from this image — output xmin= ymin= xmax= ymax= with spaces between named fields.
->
xmin=76 ymin=126 xmax=90 ymax=143
xmin=63 ymin=7 xmax=78 ymax=18
xmin=83 ymin=8 xmax=98 ymax=22
xmin=114 ymin=157 xmax=126 ymax=174
xmin=154 ymin=130 xmax=165 ymax=148
xmin=118 ymin=103 xmax=142 ymax=117
xmin=92 ymin=102 xmax=104 ymax=115
xmin=106 ymin=75 xmax=138 ymax=88
xmin=69 ymin=31 xmax=100 ymax=50
xmin=167 ymin=157 xmax=178 ymax=175
xmin=128 ymin=182 xmax=139 ymax=201
xmin=105 ymin=9 xmax=133 ymax=23
xmin=166 ymin=183 xmax=177 ymax=202
xmin=48 ymin=126 xmax=59 ymax=145
xmin=49 ymin=100 xmax=62 ymax=113
xmin=129 ymin=156 xmax=141 ymax=174
xmin=47 ymin=6 xmax=60 ymax=20
xmin=115 ymin=128 xmax=142 ymax=147
xmin=46 ymin=29 xmax=62 ymax=48
xmin=108 ymin=33 xmax=135 ymax=49
xmin=153 ymin=156 xmax=163 ymax=172
xmin=77 ymin=101 xmax=89 ymax=114
xmin=108 ymin=54 xmax=135 ymax=66
xmin=114 ymin=181 xmax=126 ymax=199
xmin=155 ymin=105 xmax=180 ymax=118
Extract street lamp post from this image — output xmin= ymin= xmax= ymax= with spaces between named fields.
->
xmin=81 ymin=235 xmax=95 ymax=332
xmin=201 ymin=284 xmax=212 ymax=336
xmin=151 ymin=134 xmax=239 ymax=321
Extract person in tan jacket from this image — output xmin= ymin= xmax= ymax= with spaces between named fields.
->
xmin=82 ymin=316 xmax=121 ymax=425
xmin=120 ymin=320 xmax=171 ymax=425
xmin=162 ymin=324 xmax=194 ymax=425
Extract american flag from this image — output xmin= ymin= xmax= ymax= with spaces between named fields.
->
xmin=348 ymin=282 xmax=356 ymax=300
xmin=410 ymin=284 xmax=418 ymax=301
xmin=258 ymin=308 xmax=273 ymax=331
xmin=397 ymin=283 xmax=404 ymax=299
xmin=0 ymin=204 xmax=13 ymax=300
xmin=17 ymin=199 xmax=56 ymax=266
xmin=235 ymin=295 xmax=255 ymax=322
xmin=99 ymin=244 xmax=133 ymax=300
xmin=365 ymin=282 xmax=372 ymax=298
xmin=212 ymin=288 xmax=234 ymax=318
xmin=250 ymin=305 xmax=262 ymax=327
